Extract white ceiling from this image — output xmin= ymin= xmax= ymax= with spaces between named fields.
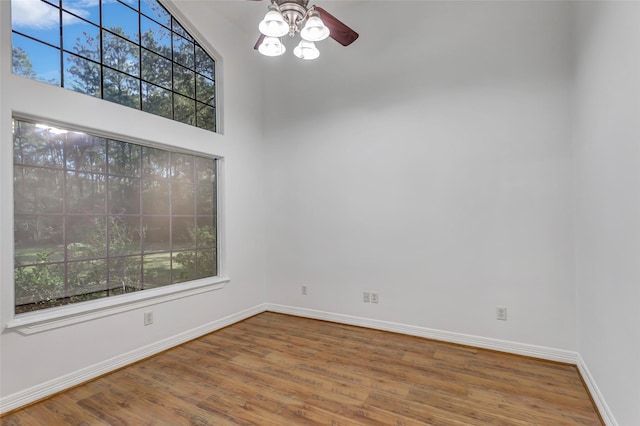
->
xmin=204 ymin=0 xmax=267 ymax=34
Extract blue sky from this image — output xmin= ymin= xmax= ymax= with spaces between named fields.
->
xmin=11 ymin=0 xmax=143 ymax=83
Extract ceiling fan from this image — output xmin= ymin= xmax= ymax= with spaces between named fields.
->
xmin=251 ymin=0 xmax=359 ymax=60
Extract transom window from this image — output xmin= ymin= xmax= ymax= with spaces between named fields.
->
xmin=11 ymin=0 xmax=217 ymax=132
xmin=13 ymin=118 xmax=218 ymax=314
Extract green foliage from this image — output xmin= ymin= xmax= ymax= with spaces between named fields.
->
xmin=66 ymin=32 xmax=101 ymax=96
xmin=73 ymin=216 xmax=142 ymax=289
xmin=15 ymin=250 xmax=64 ymax=313
xmin=66 ymin=24 xmax=176 ymax=114
xmin=12 ymin=47 xmax=36 ymax=78
xmin=173 ymin=226 xmax=216 ymax=280
xmin=14 ymin=216 xmax=143 ymax=313
xmin=12 ymin=46 xmax=59 ymax=85
xmin=13 ymin=4 xmax=216 ymax=130
xmin=13 ymin=120 xmax=217 ymax=313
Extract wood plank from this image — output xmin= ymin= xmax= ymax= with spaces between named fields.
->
xmin=1 ymin=312 xmax=603 ymax=425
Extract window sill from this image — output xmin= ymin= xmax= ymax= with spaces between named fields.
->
xmin=6 ymin=277 xmax=230 ymax=336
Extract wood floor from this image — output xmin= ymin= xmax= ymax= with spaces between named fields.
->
xmin=2 ymin=312 xmax=602 ymax=425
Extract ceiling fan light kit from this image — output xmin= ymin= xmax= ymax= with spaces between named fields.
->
xmin=299 ymin=11 xmax=330 ymax=42
xmin=255 ymin=0 xmax=358 ymax=60
xmin=258 ymin=36 xmax=287 ymax=56
xmin=258 ymin=5 xmax=290 ymax=37
xmin=293 ymin=40 xmax=319 ymax=60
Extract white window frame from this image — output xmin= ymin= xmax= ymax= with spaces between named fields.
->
xmin=9 ymin=0 xmax=221 ymax=133
xmin=6 ymin=115 xmax=228 ymax=335
xmin=1 ymin=0 xmax=228 ymax=336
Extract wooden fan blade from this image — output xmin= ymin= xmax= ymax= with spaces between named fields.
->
xmin=253 ymin=34 xmax=265 ymax=50
xmin=315 ymin=6 xmax=359 ymax=47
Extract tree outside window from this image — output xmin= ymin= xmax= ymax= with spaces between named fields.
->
xmin=11 ymin=0 xmax=216 ymax=132
xmin=13 ymin=119 xmax=218 ymax=314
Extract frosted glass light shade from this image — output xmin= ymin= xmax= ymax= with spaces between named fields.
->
xmin=293 ymin=40 xmax=320 ymax=60
xmin=300 ymin=12 xmax=329 ymax=42
xmin=258 ymin=7 xmax=289 ymax=37
xmin=258 ymin=36 xmax=286 ymax=57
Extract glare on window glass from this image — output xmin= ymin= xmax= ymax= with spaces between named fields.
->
xmin=13 ymin=118 xmax=218 ymax=314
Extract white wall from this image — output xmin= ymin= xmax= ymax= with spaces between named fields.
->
xmin=2 ymin=0 xmax=638 ymax=422
xmin=573 ymin=2 xmax=640 ymax=425
xmin=263 ymin=1 xmax=576 ymax=350
xmin=0 ymin=0 xmax=267 ymax=406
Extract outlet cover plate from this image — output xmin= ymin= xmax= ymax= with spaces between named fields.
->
xmin=144 ymin=311 xmax=154 ymax=326
xmin=496 ymin=306 xmax=507 ymax=321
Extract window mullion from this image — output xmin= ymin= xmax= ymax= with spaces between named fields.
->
xmin=11 ymin=0 xmax=217 ymax=132
xmin=62 ymin=133 xmax=69 ymax=303
xmin=58 ymin=3 xmax=64 ymax=88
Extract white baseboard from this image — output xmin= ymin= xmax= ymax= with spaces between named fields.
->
xmin=2 ymin=303 xmax=614 ymax=425
xmin=0 ymin=303 xmax=268 ymax=415
xmin=577 ymin=354 xmax=617 ymax=426
xmin=266 ymin=305 xmax=619 ymax=423
xmin=265 ymin=304 xmax=578 ymax=363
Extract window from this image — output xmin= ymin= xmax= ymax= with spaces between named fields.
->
xmin=10 ymin=0 xmax=217 ymax=132
xmin=13 ymin=118 xmax=218 ymax=314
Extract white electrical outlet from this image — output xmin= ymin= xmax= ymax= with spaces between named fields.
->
xmin=371 ymin=291 xmax=379 ymax=304
xmin=144 ymin=311 xmax=154 ymax=326
xmin=363 ymin=292 xmax=370 ymax=303
xmin=302 ymin=285 xmax=308 ymax=295
xmin=496 ymin=306 xmax=507 ymax=321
